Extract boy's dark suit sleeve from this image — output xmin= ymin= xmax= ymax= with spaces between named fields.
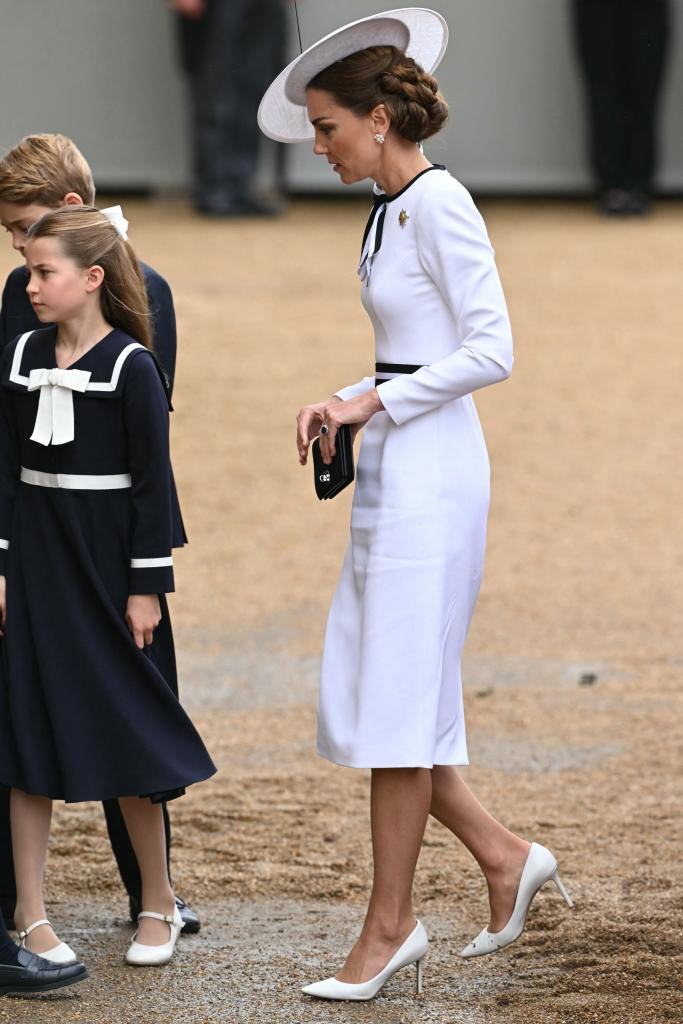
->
xmin=0 ymin=276 xmax=9 ymax=352
xmin=141 ymin=264 xmax=177 ymax=402
xmin=139 ymin=264 xmax=186 ymax=545
xmin=0 ymin=347 xmax=20 ymax=574
xmin=0 ymin=267 xmax=41 ymax=354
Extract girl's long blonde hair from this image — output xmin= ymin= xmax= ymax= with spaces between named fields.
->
xmin=27 ymin=206 xmax=153 ymax=351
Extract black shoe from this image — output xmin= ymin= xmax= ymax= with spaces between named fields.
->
xmin=129 ymin=894 xmax=201 ymax=935
xmin=622 ymin=189 xmax=651 ymax=216
xmin=600 ymin=188 xmax=632 ymax=216
xmin=174 ymin=896 xmax=201 ymax=934
xmin=600 ymin=188 xmax=651 ymax=217
xmin=0 ymin=947 xmax=87 ymax=996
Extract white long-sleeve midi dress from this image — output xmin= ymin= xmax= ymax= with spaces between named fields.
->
xmin=317 ymin=167 xmax=513 ymax=770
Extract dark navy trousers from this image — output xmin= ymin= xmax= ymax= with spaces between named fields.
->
xmin=0 ymin=912 xmax=16 ymax=964
xmin=573 ymin=0 xmax=671 ymax=193
xmin=176 ymin=0 xmax=287 ymax=209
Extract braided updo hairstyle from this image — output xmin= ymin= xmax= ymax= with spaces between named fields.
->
xmin=308 ymin=45 xmax=448 ymax=143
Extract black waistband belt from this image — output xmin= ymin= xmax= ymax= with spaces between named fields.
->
xmin=375 ymin=362 xmax=425 ymax=385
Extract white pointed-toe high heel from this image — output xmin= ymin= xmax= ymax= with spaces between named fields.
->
xmin=460 ymin=842 xmax=573 ymax=959
xmin=125 ymin=907 xmax=183 ymax=966
xmin=302 ymin=920 xmax=428 ymax=1001
xmin=18 ymin=919 xmax=78 ymax=965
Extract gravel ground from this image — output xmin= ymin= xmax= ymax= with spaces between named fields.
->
xmin=1 ymin=893 xmax=673 ymax=1024
xmin=5 ymin=641 xmax=679 ymax=1024
xmin=1 ymin=197 xmax=681 ymax=1022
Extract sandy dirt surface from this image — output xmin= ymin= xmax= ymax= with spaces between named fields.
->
xmin=1 ymin=197 xmax=681 ymax=1023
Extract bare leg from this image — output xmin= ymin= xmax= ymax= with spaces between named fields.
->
xmin=336 ymin=767 xmax=431 ymax=983
xmin=10 ymin=789 xmax=62 ymax=954
xmin=430 ymin=765 xmax=530 ymax=931
xmin=118 ymin=797 xmax=175 ymax=946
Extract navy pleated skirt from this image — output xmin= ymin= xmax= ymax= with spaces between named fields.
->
xmin=0 ymin=483 xmax=216 ymax=803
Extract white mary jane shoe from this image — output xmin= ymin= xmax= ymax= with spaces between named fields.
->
xmin=460 ymin=842 xmax=573 ymax=959
xmin=18 ymin=918 xmax=78 ymax=965
xmin=302 ymin=920 xmax=428 ymax=1001
xmin=125 ymin=907 xmax=183 ymax=967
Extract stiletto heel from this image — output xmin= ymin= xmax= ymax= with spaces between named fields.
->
xmin=415 ymin=956 xmax=425 ymax=995
xmin=552 ymin=870 xmax=574 ymax=907
xmin=302 ymin=921 xmax=429 ymax=1001
xmin=460 ymin=843 xmax=573 ymax=959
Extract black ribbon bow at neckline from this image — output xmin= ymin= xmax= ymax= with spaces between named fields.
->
xmin=358 ymin=165 xmax=446 ymax=285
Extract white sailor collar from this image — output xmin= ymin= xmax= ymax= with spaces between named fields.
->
xmin=1 ymin=327 xmax=164 ymax=448
xmin=2 ymin=326 xmax=148 ymax=398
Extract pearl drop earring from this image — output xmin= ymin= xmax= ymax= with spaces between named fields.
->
xmin=374 ymin=132 xmax=385 ymax=145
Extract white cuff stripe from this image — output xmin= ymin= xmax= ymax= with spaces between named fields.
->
xmin=0 ymin=539 xmax=9 ymax=550
xmin=130 ymin=556 xmax=173 ymax=569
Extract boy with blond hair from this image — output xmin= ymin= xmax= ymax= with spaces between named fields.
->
xmin=0 ymin=133 xmax=200 ymax=940
xmin=0 ymin=134 xmax=176 ymax=390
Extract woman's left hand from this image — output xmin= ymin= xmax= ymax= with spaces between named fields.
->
xmin=126 ymin=594 xmax=162 ymax=649
xmin=319 ymin=389 xmax=384 ymax=465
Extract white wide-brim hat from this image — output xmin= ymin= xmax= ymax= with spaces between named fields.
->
xmin=258 ymin=7 xmax=449 ymax=144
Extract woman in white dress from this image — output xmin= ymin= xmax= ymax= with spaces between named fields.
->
xmin=259 ymin=9 xmax=573 ymax=1002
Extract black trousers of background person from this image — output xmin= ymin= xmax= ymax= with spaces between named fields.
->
xmin=176 ymin=0 xmax=287 ymax=210
xmin=573 ymin=0 xmax=671 ymax=194
xmin=0 ymin=786 xmax=171 ymax=924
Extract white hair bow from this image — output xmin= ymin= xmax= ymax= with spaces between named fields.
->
xmin=101 ymin=205 xmax=129 ymax=241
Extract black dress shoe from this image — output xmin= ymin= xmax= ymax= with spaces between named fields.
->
xmin=129 ymin=894 xmax=201 ymax=935
xmin=174 ymin=896 xmax=201 ymax=934
xmin=600 ymin=188 xmax=651 ymax=217
xmin=600 ymin=188 xmax=632 ymax=216
xmin=0 ymin=947 xmax=87 ymax=996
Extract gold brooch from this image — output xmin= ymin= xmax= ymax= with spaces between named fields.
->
xmin=399 ymin=209 xmax=409 ymax=228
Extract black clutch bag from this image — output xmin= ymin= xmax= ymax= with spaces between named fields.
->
xmin=312 ymin=425 xmax=355 ymax=500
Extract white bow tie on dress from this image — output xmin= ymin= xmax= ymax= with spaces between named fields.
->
xmin=28 ymin=367 xmax=92 ymax=446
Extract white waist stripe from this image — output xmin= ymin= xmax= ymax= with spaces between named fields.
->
xmin=20 ymin=468 xmax=132 ymax=490
xmin=130 ymin=556 xmax=173 ymax=569
xmin=0 ymin=539 xmax=9 ymax=550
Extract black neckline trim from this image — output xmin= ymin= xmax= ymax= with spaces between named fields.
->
xmin=381 ymin=164 xmax=446 ymax=204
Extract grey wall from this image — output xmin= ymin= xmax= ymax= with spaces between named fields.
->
xmin=289 ymin=0 xmax=683 ymax=192
xmin=0 ymin=0 xmax=681 ymax=194
xmin=0 ymin=0 xmax=190 ymax=188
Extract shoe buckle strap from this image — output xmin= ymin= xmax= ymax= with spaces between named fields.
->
xmin=18 ymin=918 xmax=51 ymax=940
xmin=137 ymin=911 xmax=175 ymax=924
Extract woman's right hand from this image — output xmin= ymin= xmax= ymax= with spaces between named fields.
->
xmin=297 ymin=397 xmax=342 ymax=465
xmin=0 ymin=575 xmax=6 ymax=636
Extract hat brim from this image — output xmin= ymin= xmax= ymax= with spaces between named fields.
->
xmin=258 ymin=8 xmax=449 ymax=144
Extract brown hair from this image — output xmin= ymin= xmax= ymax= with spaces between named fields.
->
xmin=0 ymin=134 xmax=96 ymax=207
xmin=308 ymin=45 xmax=448 ymax=143
xmin=27 ymin=207 xmax=153 ymax=350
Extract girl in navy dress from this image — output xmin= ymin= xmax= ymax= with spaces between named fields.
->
xmin=0 ymin=206 xmax=216 ymax=968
